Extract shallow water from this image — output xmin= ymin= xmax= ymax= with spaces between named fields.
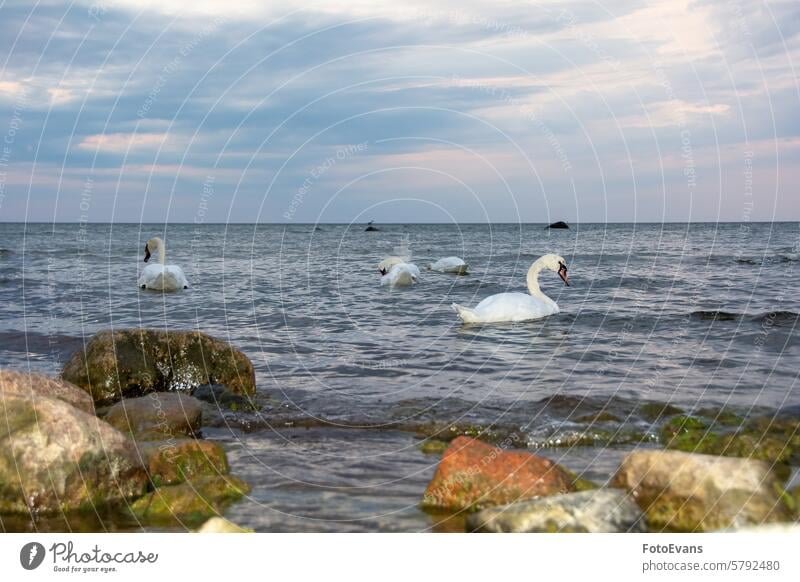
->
xmin=1 ymin=221 xmax=799 ymax=531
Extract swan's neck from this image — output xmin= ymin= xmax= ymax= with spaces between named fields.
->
xmin=526 ymin=259 xmax=553 ymax=303
xmin=156 ymin=244 xmax=166 ymax=265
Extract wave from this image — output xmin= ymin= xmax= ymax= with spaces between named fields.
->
xmin=735 ymin=254 xmax=799 ymax=265
xmin=752 ymin=311 xmax=800 ymax=325
xmin=691 ymin=310 xmax=800 ymax=325
xmin=0 ymin=330 xmax=85 ymax=356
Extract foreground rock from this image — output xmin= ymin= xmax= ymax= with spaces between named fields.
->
xmin=130 ymin=475 xmax=250 ymax=525
xmin=61 ymin=329 xmax=255 ymax=404
xmin=468 ymin=489 xmax=645 ymax=533
xmin=196 ymin=517 xmax=253 ymax=533
xmin=0 ymin=369 xmax=94 ymax=414
xmin=104 ymin=393 xmax=203 ymax=439
xmin=136 ymin=439 xmax=228 ymax=487
xmin=720 ymin=523 xmax=800 ymax=533
xmin=0 ymin=393 xmax=148 ymax=513
xmin=612 ymin=450 xmax=792 ymax=532
xmin=421 ymin=437 xmax=577 ymax=512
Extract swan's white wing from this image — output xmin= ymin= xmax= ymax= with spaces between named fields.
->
xmin=469 ymin=292 xmax=557 ymax=322
xmin=381 ymin=262 xmax=419 ymax=287
xmin=431 ymin=256 xmax=469 ymax=274
xmin=139 ymin=264 xmax=188 ymax=291
xmin=167 ymin=265 xmax=189 ymax=289
xmin=378 ymin=256 xmax=407 ymax=272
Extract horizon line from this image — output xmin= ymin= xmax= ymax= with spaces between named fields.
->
xmin=1 ymin=220 xmax=798 ymax=225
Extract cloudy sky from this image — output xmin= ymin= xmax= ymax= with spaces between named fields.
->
xmin=0 ymin=0 xmax=797 ymax=223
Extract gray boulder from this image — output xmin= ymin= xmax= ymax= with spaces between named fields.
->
xmin=468 ymin=489 xmax=645 ymax=532
xmin=104 ymin=393 xmax=203 ymax=439
xmin=0 ymin=393 xmax=148 ymax=513
xmin=612 ymin=449 xmax=793 ymax=531
xmin=0 ymin=369 xmax=94 ymax=414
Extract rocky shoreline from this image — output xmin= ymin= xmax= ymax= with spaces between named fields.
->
xmin=1 ymin=328 xmax=799 ymax=533
xmin=1 ymin=331 xmax=255 ymax=532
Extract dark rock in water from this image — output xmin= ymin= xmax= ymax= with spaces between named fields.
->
xmin=365 ymin=225 xmax=380 ymax=231
xmin=421 ymin=436 xmax=576 ymax=512
xmin=468 ymin=490 xmax=645 ymax=533
xmin=61 ymin=328 xmax=255 ymax=404
xmin=192 ymin=383 xmax=253 ymax=411
xmin=547 ymin=221 xmax=569 ymax=229
xmin=130 ymin=475 xmax=250 ymax=525
xmin=136 ymin=438 xmax=229 ymax=487
xmin=691 ymin=310 xmax=740 ymax=321
xmin=612 ymin=450 xmax=792 ymax=531
xmin=0 ymin=393 xmax=148 ymax=514
xmin=105 ymin=393 xmax=203 ymax=439
xmin=575 ymin=411 xmax=621 ymax=424
xmin=637 ymin=401 xmax=684 ymax=422
xmin=0 ymin=369 xmax=94 ymax=414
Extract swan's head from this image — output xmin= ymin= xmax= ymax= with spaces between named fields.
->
xmin=143 ymin=237 xmax=162 ymax=263
xmin=542 ymin=253 xmax=570 ymax=286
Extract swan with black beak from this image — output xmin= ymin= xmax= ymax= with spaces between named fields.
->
xmin=138 ymin=237 xmax=188 ymax=291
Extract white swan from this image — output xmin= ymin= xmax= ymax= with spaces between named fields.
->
xmin=378 ymin=256 xmax=407 ymax=274
xmin=378 ymin=257 xmax=420 ymax=287
xmin=451 ymin=254 xmax=569 ymax=323
xmin=138 ymin=237 xmax=188 ymax=291
xmin=429 ymin=256 xmax=469 ymax=275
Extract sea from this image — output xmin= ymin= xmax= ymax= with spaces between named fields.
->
xmin=1 ymin=221 xmax=799 ymax=531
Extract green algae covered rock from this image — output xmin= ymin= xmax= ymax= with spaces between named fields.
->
xmin=61 ymin=329 xmax=255 ymax=405
xmin=0 ymin=393 xmax=148 ymax=514
xmin=130 ymin=475 xmax=250 ymax=525
xmin=695 ymin=407 xmax=744 ymax=427
xmin=418 ymin=439 xmax=448 ymax=455
xmin=137 ymin=438 xmax=229 ymax=487
xmin=661 ymin=414 xmax=799 ymax=480
xmin=612 ymin=450 xmax=792 ymax=532
xmin=638 ymin=402 xmax=684 ymax=422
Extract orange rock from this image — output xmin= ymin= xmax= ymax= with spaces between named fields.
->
xmin=422 ymin=436 xmax=575 ymax=512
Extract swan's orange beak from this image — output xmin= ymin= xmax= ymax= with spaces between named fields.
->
xmin=558 ymin=263 xmax=570 ymax=286
xmin=143 ymin=244 xmax=151 ymax=263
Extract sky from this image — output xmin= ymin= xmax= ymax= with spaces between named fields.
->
xmin=0 ymin=0 xmax=798 ymax=223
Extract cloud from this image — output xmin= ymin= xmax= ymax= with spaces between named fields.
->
xmin=0 ymin=0 xmax=797 ymax=222
xmin=77 ymin=132 xmax=169 ymax=152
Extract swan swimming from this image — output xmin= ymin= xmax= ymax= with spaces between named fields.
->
xmin=429 ymin=256 xmax=469 ymax=275
xmin=138 ymin=237 xmax=188 ymax=291
xmin=451 ymin=253 xmax=569 ymax=323
xmin=378 ymin=256 xmax=420 ymax=287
